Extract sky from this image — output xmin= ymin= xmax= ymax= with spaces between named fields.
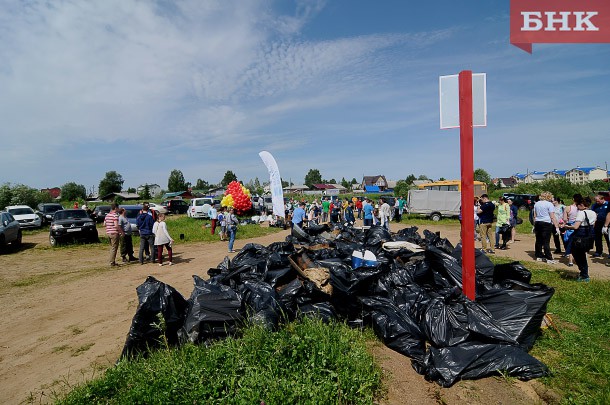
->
xmin=1 ymin=0 xmax=609 ymax=192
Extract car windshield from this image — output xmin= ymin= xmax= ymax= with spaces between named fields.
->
xmin=46 ymin=205 xmax=63 ymax=213
xmin=8 ymin=207 xmax=34 ymax=215
xmin=55 ymin=210 xmax=89 ymax=220
xmin=124 ymin=208 xmax=140 ymax=219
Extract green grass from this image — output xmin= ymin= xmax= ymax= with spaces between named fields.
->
xmin=489 ymin=256 xmax=610 ymax=404
xmin=57 ymin=318 xmax=382 ymax=404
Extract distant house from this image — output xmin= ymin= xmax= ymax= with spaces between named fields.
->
xmin=41 ymin=187 xmax=61 ymax=199
xmin=161 ymin=191 xmax=195 ymax=200
xmin=137 ymin=184 xmax=161 ymax=198
xmin=566 ymin=167 xmax=608 ymax=184
xmin=385 ymin=180 xmax=397 ymax=191
xmin=544 ymin=170 xmax=568 ymax=180
xmin=492 ymin=177 xmax=517 ymax=188
xmin=512 ymin=173 xmax=527 ymax=184
xmin=283 ymin=184 xmax=309 ymax=194
xmin=100 ymin=192 xmax=141 ymax=202
xmin=362 ymin=175 xmax=388 ymax=192
xmin=311 ymin=184 xmax=340 ymax=196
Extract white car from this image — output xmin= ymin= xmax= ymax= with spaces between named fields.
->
xmin=148 ymin=203 xmax=168 ymax=214
xmin=187 ymin=197 xmax=220 ymax=218
xmin=5 ymin=205 xmax=42 ymax=229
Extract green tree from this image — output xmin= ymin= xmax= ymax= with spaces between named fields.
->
xmin=304 ymin=169 xmax=323 ymax=188
xmin=194 ymin=178 xmax=210 ymax=191
xmin=328 ymin=179 xmax=337 ymax=184
xmin=61 ymin=182 xmax=87 ymax=202
xmin=0 ymin=183 xmax=13 ymax=209
xmin=438 ymin=177 xmax=446 ymax=181
xmin=221 ymin=170 xmax=238 ymax=187
xmin=393 ymin=180 xmax=410 ymax=197
xmin=99 ymin=171 xmax=124 ymax=197
xmin=417 ymin=174 xmax=429 ymax=181
xmin=168 ymin=169 xmax=188 ymax=192
xmin=405 ymin=174 xmax=416 ymax=185
xmin=140 ymin=184 xmax=152 ymax=200
xmin=474 ymin=168 xmax=492 ymax=186
xmin=127 ymin=187 xmax=136 ymax=194
xmin=341 ymin=177 xmax=350 ymax=189
xmin=351 ymin=178 xmax=358 ymax=185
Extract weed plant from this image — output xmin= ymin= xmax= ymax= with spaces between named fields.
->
xmin=58 ymin=318 xmax=382 ymax=404
xmin=490 ymin=256 xmax=610 ymax=404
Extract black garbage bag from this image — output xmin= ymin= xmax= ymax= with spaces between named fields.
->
xmin=413 ymin=342 xmax=550 ymax=387
xmin=327 ymin=260 xmax=388 ymax=297
xmin=178 ymin=275 xmax=244 ymax=344
xmin=394 ymin=226 xmax=424 ymax=245
xmin=421 ymin=297 xmax=518 ymax=347
xmin=298 ymin=302 xmax=337 ymax=323
xmin=120 ymin=276 xmax=188 ymax=359
xmin=424 ymin=246 xmax=463 ymax=290
xmin=239 ymin=280 xmax=282 ymax=329
xmin=304 ymin=223 xmax=330 ymax=236
xmin=277 ymin=278 xmax=330 ymax=321
xmin=423 ymin=229 xmax=454 ymax=254
xmin=292 ymin=224 xmax=313 ymax=242
xmin=363 ymin=225 xmax=392 ymax=253
xmin=451 ymin=244 xmax=495 ymax=282
xmin=359 ymin=296 xmax=426 ymax=362
xmin=265 ymin=266 xmax=298 ymax=288
xmin=266 ymin=241 xmax=295 ymax=269
xmin=476 ymin=281 xmax=554 ymax=350
xmin=492 ymin=262 xmax=532 ymax=284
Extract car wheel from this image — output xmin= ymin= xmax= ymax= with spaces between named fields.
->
xmin=430 ymin=213 xmax=442 ymax=222
xmin=15 ymin=230 xmax=22 ymax=246
xmin=49 ymin=235 xmax=60 ymax=247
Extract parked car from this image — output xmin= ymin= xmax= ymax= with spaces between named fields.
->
xmin=36 ymin=203 xmax=65 ymax=225
xmin=91 ymin=205 xmax=111 ymax=223
xmin=161 ymin=199 xmax=189 ymax=214
xmin=49 ymin=209 xmax=99 ymax=246
xmin=148 ymin=202 xmax=168 ymax=214
xmin=120 ymin=205 xmax=143 ymax=235
xmin=0 ymin=211 xmax=21 ymax=250
xmin=187 ymin=197 xmax=221 ymax=218
xmin=502 ymin=193 xmax=539 ymax=210
xmin=5 ymin=205 xmax=42 ymax=229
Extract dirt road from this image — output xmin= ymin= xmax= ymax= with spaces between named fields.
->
xmin=2 ymin=222 xmax=592 ymax=404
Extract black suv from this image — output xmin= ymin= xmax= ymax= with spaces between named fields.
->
xmin=36 ymin=203 xmax=64 ymax=225
xmin=91 ymin=205 xmax=111 ymax=223
xmin=162 ymin=199 xmax=189 ymax=214
xmin=502 ymin=193 xmax=538 ymax=210
xmin=49 ymin=209 xmax=99 ymax=246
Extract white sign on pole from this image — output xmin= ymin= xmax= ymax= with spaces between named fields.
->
xmin=439 ymin=73 xmax=487 ymax=129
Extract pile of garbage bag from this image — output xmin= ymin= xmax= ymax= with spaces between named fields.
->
xmin=120 ymin=224 xmax=553 ymax=387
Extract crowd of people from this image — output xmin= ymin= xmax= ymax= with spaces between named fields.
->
xmin=100 ymin=192 xmax=609 ymax=282
xmin=473 ymin=191 xmax=610 ymax=282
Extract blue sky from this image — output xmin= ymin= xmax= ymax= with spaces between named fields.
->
xmin=1 ymin=0 xmax=609 ymax=191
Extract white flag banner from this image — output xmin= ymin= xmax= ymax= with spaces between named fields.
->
xmin=258 ymin=151 xmax=285 ymax=218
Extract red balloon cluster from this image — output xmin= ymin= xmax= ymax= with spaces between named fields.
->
xmin=223 ymin=181 xmax=252 ymax=215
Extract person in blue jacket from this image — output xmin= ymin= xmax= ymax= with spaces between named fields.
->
xmin=136 ymin=204 xmax=156 ymax=264
xmin=590 ymin=193 xmax=609 ymax=258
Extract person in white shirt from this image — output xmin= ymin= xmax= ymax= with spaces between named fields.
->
xmin=379 ymin=198 xmax=392 ymax=231
xmin=533 ymin=191 xmax=560 ymax=263
xmin=562 ymin=196 xmax=597 ymax=282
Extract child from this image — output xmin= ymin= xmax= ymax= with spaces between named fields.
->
xmin=218 ymin=207 xmax=226 ymax=241
xmin=152 ymin=213 xmax=174 ymax=266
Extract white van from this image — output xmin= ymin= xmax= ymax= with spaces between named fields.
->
xmin=187 ymin=198 xmax=220 ymax=218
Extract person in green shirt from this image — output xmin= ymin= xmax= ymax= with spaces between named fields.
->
xmin=321 ymin=198 xmax=330 ymax=223
xmin=495 ymin=197 xmax=511 ymax=249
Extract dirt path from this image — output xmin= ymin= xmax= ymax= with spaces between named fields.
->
xmin=0 ymin=222 xmax=581 ymax=404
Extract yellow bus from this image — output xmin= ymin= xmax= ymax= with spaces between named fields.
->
xmin=417 ymin=180 xmax=487 ymax=196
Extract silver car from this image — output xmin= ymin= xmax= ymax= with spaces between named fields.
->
xmin=0 ymin=211 xmax=22 ymax=250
